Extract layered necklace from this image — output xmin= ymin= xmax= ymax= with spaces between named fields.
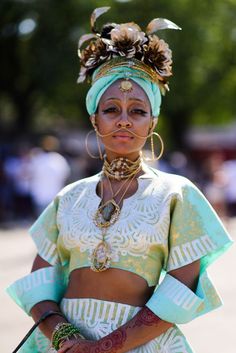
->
xmin=91 ymin=156 xmax=142 ymax=272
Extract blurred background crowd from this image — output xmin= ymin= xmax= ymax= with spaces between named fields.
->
xmin=0 ymin=0 xmax=236 ymax=226
xmin=1 ymin=132 xmax=236 ymax=225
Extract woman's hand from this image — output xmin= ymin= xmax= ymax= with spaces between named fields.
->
xmin=57 ymin=338 xmax=95 ymax=353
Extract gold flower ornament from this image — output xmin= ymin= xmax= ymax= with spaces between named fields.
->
xmin=77 ymin=7 xmax=181 ymax=92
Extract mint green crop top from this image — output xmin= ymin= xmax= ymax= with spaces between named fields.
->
xmin=29 ymin=167 xmax=232 ymax=287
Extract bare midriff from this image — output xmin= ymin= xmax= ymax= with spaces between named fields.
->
xmin=63 ymin=267 xmax=155 ymax=307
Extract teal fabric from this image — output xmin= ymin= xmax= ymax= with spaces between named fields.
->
xmin=146 ymin=272 xmax=222 ymax=324
xmin=6 ymin=266 xmax=67 ymax=315
xmin=145 ymin=174 xmax=233 ymax=324
xmin=86 ymin=66 xmax=162 ymax=117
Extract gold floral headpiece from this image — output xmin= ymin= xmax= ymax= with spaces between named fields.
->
xmin=77 ymin=7 xmax=181 ymax=93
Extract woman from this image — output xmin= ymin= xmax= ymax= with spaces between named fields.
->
xmin=7 ymin=7 xmax=232 ymax=353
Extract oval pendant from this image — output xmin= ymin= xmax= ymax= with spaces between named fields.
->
xmin=94 ymin=199 xmax=120 ymax=228
xmin=90 ymin=241 xmax=111 ymax=272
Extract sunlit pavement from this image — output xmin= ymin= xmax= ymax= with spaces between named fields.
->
xmin=1 ymin=219 xmax=236 ymax=353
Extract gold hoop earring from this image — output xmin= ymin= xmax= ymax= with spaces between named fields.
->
xmin=142 ymin=132 xmax=164 ymax=161
xmin=85 ymin=130 xmax=103 ymax=160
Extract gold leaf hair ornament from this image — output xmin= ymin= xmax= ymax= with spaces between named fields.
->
xmin=77 ymin=7 xmax=181 ymax=92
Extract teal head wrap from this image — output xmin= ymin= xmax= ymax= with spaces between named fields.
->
xmin=86 ymin=62 xmax=162 ymax=117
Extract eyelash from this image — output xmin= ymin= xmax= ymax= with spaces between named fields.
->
xmin=102 ymin=108 xmax=147 ymax=116
xmin=132 ymin=109 xmax=147 ymax=116
xmin=102 ymin=107 xmax=117 ymax=113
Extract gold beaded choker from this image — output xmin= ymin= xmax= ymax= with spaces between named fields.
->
xmin=102 ymin=156 xmax=142 ymax=180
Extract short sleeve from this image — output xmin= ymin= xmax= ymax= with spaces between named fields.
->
xmin=150 ymin=178 xmax=234 ymax=320
xmin=165 ymin=179 xmax=233 ymax=273
xmin=29 ymin=197 xmax=61 ymax=265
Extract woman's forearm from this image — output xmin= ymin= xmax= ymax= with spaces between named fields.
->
xmin=96 ymin=306 xmax=172 ymax=353
xmin=58 ymin=307 xmax=172 ymax=353
xmin=30 ymin=300 xmax=68 ymax=339
xmin=29 ymin=254 xmax=68 ymax=339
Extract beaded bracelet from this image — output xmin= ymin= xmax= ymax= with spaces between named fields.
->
xmin=51 ymin=322 xmax=85 ymax=351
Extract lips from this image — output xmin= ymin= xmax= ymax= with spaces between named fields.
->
xmin=113 ymin=132 xmax=133 ymax=139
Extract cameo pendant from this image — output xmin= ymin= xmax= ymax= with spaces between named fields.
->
xmin=90 ymin=240 xmax=112 ymax=272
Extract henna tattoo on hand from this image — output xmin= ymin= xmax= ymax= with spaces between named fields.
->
xmin=66 ymin=308 xmax=160 ymax=353
xmin=68 ymin=328 xmax=127 ymax=353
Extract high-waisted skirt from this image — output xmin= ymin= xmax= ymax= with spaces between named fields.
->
xmin=18 ymin=298 xmax=194 ymax=353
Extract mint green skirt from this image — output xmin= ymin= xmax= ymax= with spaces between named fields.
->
xmin=18 ymin=298 xmax=194 ymax=353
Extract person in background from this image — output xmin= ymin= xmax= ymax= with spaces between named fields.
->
xmin=29 ymin=135 xmax=71 ymax=215
xmin=3 ymin=144 xmax=33 ymax=222
xmin=203 ymin=152 xmax=228 ymax=219
xmin=222 ymin=154 xmax=236 ymax=217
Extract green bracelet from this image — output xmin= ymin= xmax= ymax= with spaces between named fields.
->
xmin=51 ymin=323 xmax=84 ymax=351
